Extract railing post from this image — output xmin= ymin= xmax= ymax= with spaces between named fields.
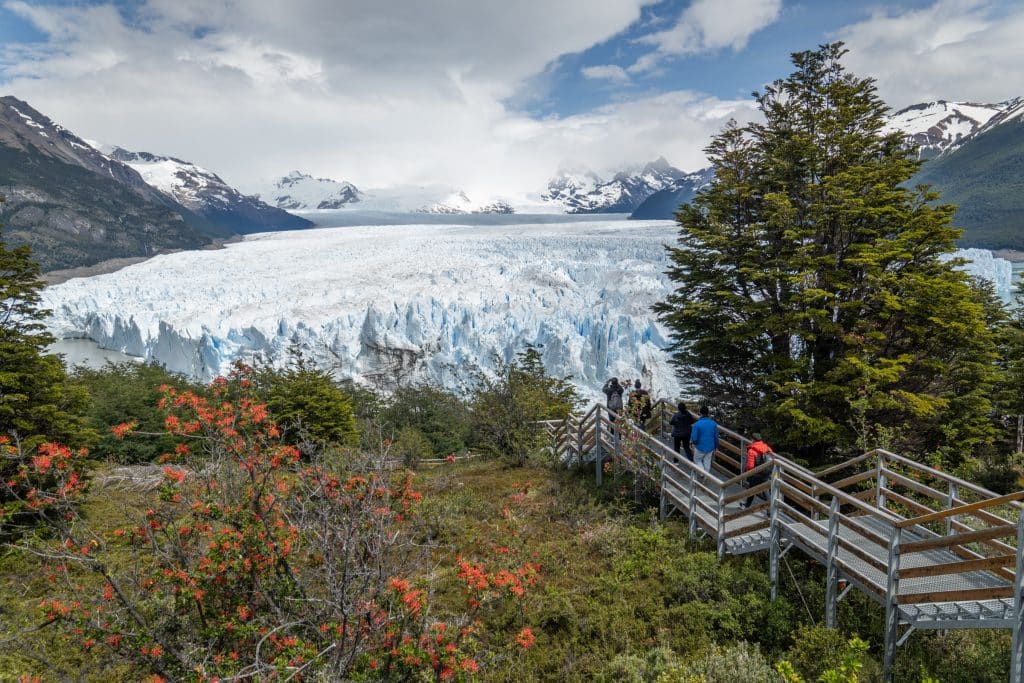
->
xmin=687 ymin=470 xmax=697 ymax=535
xmin=825 ymin=497 xmax=839 ymax=628
xmin=716 ymin=486 xmax=726 ymax=559
xmin=876 ymin=452 xmax=887 ymax=510
xmin=882 ymin=524 xmax=902 ymax=683
xmin=595 ymin=411 xmax=604 ymax=487
xmin=1010 ymin=510 xmax=1024 ymax=683
xmin=769 ymin=463 xmax=781 ymax=600
xmin=946 ymin=482 xmax=958 ymax=536
xmin=659 ymin=452 xmax=668 ymax=521
xmin=576 ymin=418 xmax=584 ymax=464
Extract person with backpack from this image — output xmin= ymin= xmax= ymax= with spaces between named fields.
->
xmin=740 ymin=433 xmax=774 ymax=509
xmin=669 ymin=401 xmax=694 ymax=461
xmin=628 ymin=379 xmax=652 ymax=427
xmin=690 ymin=406 xmax=718 ymax=473
xmin=602 ymin=377 xmax=624 ymax=415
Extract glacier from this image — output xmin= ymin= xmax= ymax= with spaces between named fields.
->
xmin=41 ymin=220 xmax=1017 ymax=402
xmin=42 ymin=220 xmax=684 ymax=401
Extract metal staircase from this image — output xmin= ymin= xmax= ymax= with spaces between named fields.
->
xmin=542 ymin=400 xmax=1024 ymax=682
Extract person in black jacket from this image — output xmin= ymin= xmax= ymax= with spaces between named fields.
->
xmin=669 ymin=401 xmax=695 ymax=461
xmin=602 ymin=377 xmax=624 ymax=414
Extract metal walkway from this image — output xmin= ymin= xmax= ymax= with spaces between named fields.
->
xmin=542 ymin=401 xmax=1024 ymax=682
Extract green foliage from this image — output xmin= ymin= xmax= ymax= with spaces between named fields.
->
xmin=663 ymin=642 xmax=776 ymax=683
xmin=0 ymin=221 xmax=90 ymax=450
xmin=654 ymin=43 xmax=999 ymax=464
xmin=469 ymin=346 xmax=580 ymax=465
xmin=381 ymin=384 xmax=472 ymax=457
xmin=601 ymin=646 xmax=683 ymax=682
xmin=394 ymin=425 xmax=432 ymax=468
xmin=70 ymin=362 xmax=199 ymax=463
xmin=780 ymin=627 xmax=874 ymax=682
xmin=251 ymin=356 xmax=358 ymax=450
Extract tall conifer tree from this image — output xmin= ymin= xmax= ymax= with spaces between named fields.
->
xmin=655 ymin=44 xmax=999 ymax=463
xmin=0 ymin=200 xmax=86 ymax=452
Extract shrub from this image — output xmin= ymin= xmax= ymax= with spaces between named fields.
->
xmin=70 ymin=362 xmax=199 ymax=464
xmin=394 ymin=425 xmax=433 ymax=468
xmin=251 ymin=357 xmax=358 ymax=451
xmin=665 ymin=642 xmax=776 ymax=682
xmin=469 ymin=346 xmax=580 ymax=466
xmin=5 ymin=368 xmax=541 ymax=680
xmin=601 ymin=646 xmax=683 ymax=682
xmin=381 ymin=384 xmax=472 ymax=457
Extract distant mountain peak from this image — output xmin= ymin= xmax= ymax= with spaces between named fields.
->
xmin=112 ymin=147 xmax=312 ymax=234
xmin=260 ymin=171 xmax=363 ymax=210
xmin=542 ymin=158 xmax=688 ymax=214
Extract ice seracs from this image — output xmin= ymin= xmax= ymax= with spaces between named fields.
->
xmin=41 ymin=220 xmax=1015 ymax=399
xmin=42 ymin=220 xmax=683 ymax=400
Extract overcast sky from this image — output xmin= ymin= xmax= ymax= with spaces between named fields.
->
xmin=1 ymin=0 xmax=1022 ymax=198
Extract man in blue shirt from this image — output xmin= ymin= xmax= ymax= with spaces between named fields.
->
xmin=690 ymin=406 xmax=719 ymax=473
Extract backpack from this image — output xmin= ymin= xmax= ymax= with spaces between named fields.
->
xmin=609 ymin=390 xmax=623 ymax=412
xmin=749 ymin=441 xmax=773 ymax=468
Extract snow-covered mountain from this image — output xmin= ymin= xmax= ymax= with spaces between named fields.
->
xmin=0 ymin=96 xmax=208 ymax=270
xmin=259 ymin=171 xmax=362 ymax=210
xmin=112 ymin=149 xmax=311 ymax=234
xmin=42 ymin=220 xmax=683 ymax=399
xmin=417 ymin=191 xmax=514 ymax=214
xmin=883 ymin=99 xmax=1018 ymax=158
xmin=543 ymin=158 xmax=688 ymax=213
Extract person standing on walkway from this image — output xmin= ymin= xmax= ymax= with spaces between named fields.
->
xmin=740 ymin=433 xmax=773 ymax=509
xmin=669 ymin=401 xmax=694 ymax=461
xmin=690 ymin=406 xmax=718 ymax=473
xmin=628 ymin=379 xmax=652 ymax=428
xmin=602 ymin=377 xmax=624 ymax=415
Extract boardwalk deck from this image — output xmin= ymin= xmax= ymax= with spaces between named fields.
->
xmin=543 ymin=401 xmax=1024 ymax=682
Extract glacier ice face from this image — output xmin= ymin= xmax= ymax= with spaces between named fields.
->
xmin=42 ymin=220 xmax=685 ymax=401
xmin=41 ymin=221 xmax=1015 ymax=404
xmin=941 ymin=248 xmax=1016 ymax=302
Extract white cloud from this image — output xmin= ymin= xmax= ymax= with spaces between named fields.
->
xmin=838 ymin=0 xmax=1024 ymax=109
xmin=6 ymin=0 xmax=752 ymax=197
xmin=581 ymin=64 xmax=631 ymax=83
xmin=630 ymin=0 xmax=782 ymax=73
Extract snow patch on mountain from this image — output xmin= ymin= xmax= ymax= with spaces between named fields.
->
xmin=543 ymin=158 xmax=688 ymax=213
xmin=111 ymin=149 xmax=229 ymax=208
xmin=417 ymin=191 xmax=514 ymax=214
xmin=884 ymin=100 xmax=1013 ymax=158
xmin=258 ymin=171 xmax=362 ymax=210
xmin=42 ymin=220 xmax=683 ymax=400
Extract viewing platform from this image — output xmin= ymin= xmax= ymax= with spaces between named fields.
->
xmin=543 ymin=401 xmax=1024 ymax=682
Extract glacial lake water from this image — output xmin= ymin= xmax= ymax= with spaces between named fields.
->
xmin=50 ymin=338 xmax=140 ymax=370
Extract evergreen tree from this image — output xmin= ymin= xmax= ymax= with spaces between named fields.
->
xmin=654 ymin=44 xmax=999 ymax=464
xmin=251 ymin=353 xmax=358 ymax=452
xmin=0 ymin=208 xmax=87 ymax=451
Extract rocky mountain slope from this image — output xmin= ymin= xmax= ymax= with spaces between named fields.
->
xmin=543 ymin=158 xmax=688 ymax=213
xmin=913 ymin=98 xmax=1024 ymax=250
xmin=628 ymin=167 xmax=715 ymax=220
xmin=881 ymin=100 xmax=1009 ymax=159
xmin=258 ymin=171 xmax=362 ymax=210
xmin=111 ymin=150 xmax=311 ymax=235
xmin=0 ymin=96 xmax=207 ymax=271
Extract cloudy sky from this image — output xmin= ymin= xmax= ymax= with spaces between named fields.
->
xmin=1 ymin=0 xmax=1022 ymax=198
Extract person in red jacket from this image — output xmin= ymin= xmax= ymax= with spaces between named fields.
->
xmin=740 ymin=433 xmax=773 ymax=509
